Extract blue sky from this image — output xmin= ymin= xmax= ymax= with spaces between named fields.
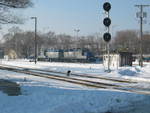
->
xmin=3 ymin=0 xmax=150 ymax=36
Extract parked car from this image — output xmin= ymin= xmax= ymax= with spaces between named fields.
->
xmin=144 ymin=57 xmax=150 ymax=62
xmin=132 ymin=57 xmax=137 ymax=62
xmin=28 ymin=56 xmax=36 ymax=62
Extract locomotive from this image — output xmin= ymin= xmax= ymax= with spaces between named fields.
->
xmin=38 ymin=48 xmax=95 ymax=63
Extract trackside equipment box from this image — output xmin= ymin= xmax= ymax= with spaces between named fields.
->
xmin=103 ymin=52 xmax=132 ymax=67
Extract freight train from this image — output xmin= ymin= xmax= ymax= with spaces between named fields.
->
xmin=38 ymin=48 xmax=95 ymax=63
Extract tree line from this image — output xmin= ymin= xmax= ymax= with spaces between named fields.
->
xmin=2 ymin=26 xmax=150 ymax=58
xmin=1 ymin=0 xmax=150 ymax=58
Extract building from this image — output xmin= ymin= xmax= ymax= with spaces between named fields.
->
xmin=103 ymin=52 xmax=132 ymax=68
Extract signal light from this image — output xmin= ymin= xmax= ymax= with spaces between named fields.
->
xmin=103 ymin=2 xmax=111 ymax=12
xmin=103 ymin=17 xmax=111 ymax=27
xmin=103 ymin=33 xmax=111 ymax=42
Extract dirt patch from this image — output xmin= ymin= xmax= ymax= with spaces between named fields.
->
xmin=0 ymin=79 xmax=21 ymax=96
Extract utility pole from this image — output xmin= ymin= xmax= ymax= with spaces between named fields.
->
xmin=135 ymin=5 xmax=150 ymax=67
xmin=31 ymin=17 xmax=37 ymax=64
xmin=107 ymin=11 xmax=110 ymax=72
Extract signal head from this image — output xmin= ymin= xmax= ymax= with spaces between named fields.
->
xmin=103 ymin=2 xmax=111 ymax=12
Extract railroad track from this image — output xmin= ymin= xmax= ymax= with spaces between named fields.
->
xmin=0 ymin=64 xmax=150 ymax=95
xmin=0 ymin=64 xmax=136 ymax=83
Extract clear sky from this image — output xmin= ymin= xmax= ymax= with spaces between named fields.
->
xmin=2 ymin=0 xmax=150 ymax=36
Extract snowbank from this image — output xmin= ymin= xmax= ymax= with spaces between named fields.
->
xmin=0 ymin=60 xmax=150 ymax=113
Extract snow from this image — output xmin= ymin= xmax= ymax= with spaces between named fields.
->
xmin=0 ymin=60 xmax=150 ymax=113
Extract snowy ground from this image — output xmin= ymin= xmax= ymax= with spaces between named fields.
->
xmin=0 ymin=59 xmax=150 ymax=113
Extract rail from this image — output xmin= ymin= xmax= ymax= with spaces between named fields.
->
xmin=0 ymin=64 xmax=150 ymax=95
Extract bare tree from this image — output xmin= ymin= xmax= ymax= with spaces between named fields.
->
xmin=42 ymin=31 xmax=57 ymax=49
xmin=78 ymin=36 xmax=87 ymax=49
xmin=3 ymin=26 xmax=23 ymax=57
xmin=113 ymin=30 xmax=139 ymax=53
xmin=0 ymin=0 xmax=33 ymax=24
xmin=143 ymin=34 xmax=150 ymax=54
xmin=20 ymin=31 xmax=35 ymax=57
xmin=57 ymin=34 xmax=73 ymax=49
xmin=77 ymin=33 xmax=103 ymax=55
xmin=3 ymin=27 xmax=36 ymax=58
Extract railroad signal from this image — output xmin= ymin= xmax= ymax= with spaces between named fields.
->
xmin=103 ymin=2 xmax=111 ymax=42
xmin=102 ymin=2 xmax=112 ymax=73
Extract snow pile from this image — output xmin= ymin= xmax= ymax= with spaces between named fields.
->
xmin=0 ymin=73 xmax=149 ymax=113
xmin=0 ymin=60 xmax=150 ymax=113
xmin=118 ymin=66 xmax=140 ymax=76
